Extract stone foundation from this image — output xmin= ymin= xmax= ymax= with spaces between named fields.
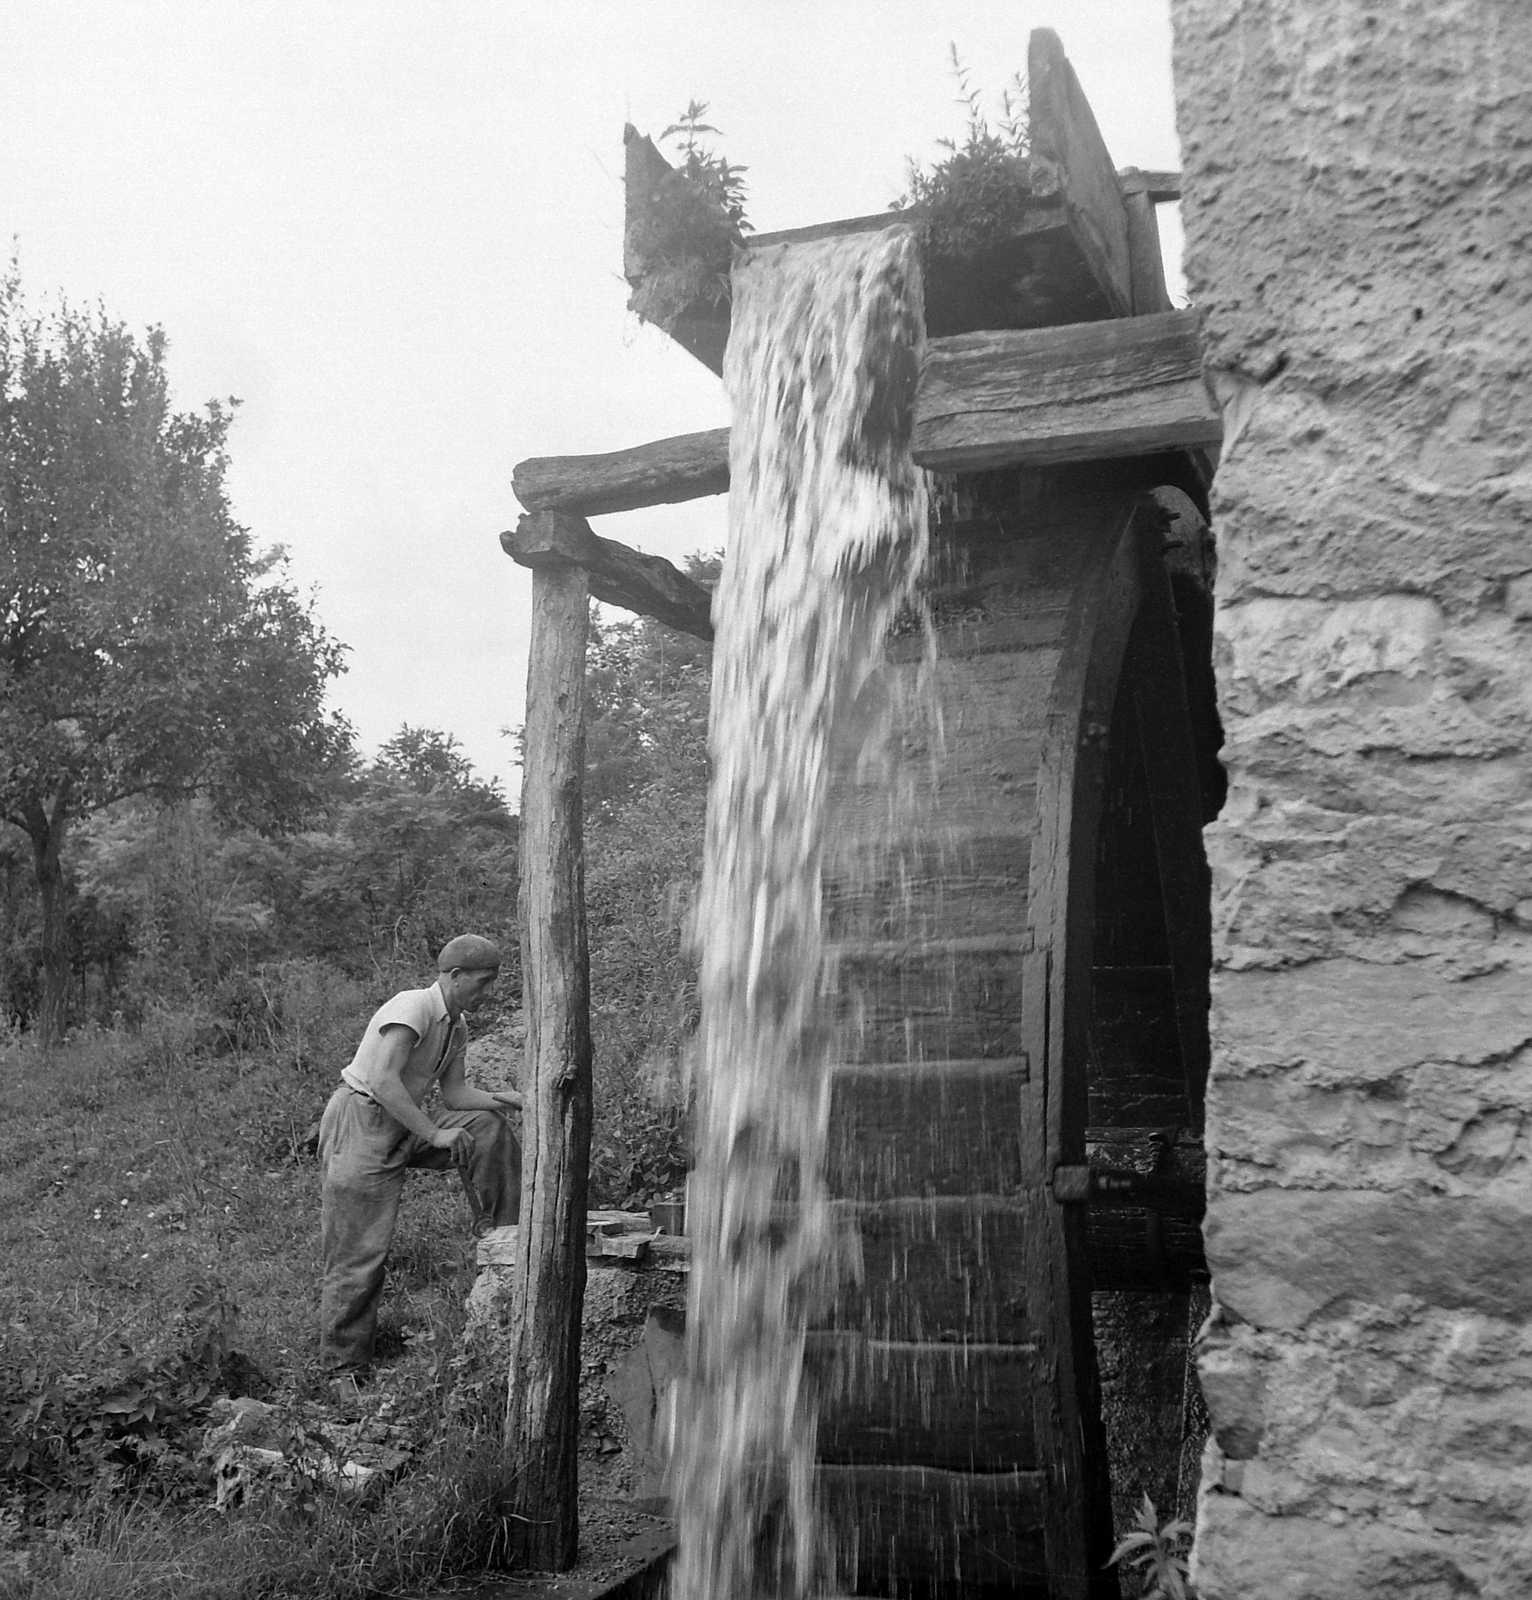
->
xmin=455 ymin=1222 xmax=688 ymax=1508
xmin=1171 ymin=1 xmax=1532 ymax=1592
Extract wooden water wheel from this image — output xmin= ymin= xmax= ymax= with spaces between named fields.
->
xmin=506 ymin=27 xmax=1224 ymax=1592
xmin=812 ymin=465 xmax=1215 ymax=1599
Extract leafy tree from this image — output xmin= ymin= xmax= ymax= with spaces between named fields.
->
xmin=577 ymin=584 xmax=714 ymax=1201
xmin=0 ymin=271 xmax=349 ymax=1039
xmin=377 ymin=724 xmax=510 ymax=825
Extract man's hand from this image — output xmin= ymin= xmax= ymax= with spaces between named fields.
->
xmin=434 ymin=1125 xmax=476 ymax=1167
xmin=491 ymin=1090 xmax=524 ymax=1112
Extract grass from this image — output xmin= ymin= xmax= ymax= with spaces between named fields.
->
xmin=0 ymin=1023 xmax=475 ymax=1391
xmin=0 ymin=1018 xmax=505 ymax=1597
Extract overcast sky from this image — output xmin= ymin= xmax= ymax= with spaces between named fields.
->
xmin=1 ymin=1 xmax=1184 ymax=799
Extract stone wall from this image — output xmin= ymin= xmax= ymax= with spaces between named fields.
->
xmin=1168 ymin=2 xmax=1532 ymax=1594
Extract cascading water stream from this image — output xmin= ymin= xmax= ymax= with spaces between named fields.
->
xmin=671 ymin=226 xmax=929 ymax=1599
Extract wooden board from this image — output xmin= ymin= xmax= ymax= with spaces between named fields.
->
xmin=513 ymin=427 xmax=729 ymax=517
xmin=1117 ymin=167 xmax=1183 ymax=202
xmin=831 ymin=938 xmax=1029 ymax=1064
xmin=818 ymin=1465 xmax=1049 ymax=1594
xmin=824 ymin=1196 xmax=1034 ymax=1344
xmin=504 ymin=511 xmax=714 ymax=640
xmin=1028 ymin=28 xmax=1133 ymax=319
xmin=827 ymin=1056 xmax=1031 ymax=1201
xmin=823 ymin=831 xmax=1032 ymax=944
xmin=506 ymin=376 xmax=1220 ymax=542
xmin=913 ymin=311 xmax=1222 ymax=473
xmin=807 ymin=1335 xmax=1039 ymax=1470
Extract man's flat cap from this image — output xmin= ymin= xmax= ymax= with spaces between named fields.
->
xmin=437 ymin=934 xmax=504 ymax=972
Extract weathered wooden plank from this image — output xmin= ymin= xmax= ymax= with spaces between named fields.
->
xmin=913 ymin=311 xmax=1222 ymax=473
xmin=824 ymin=1196 xmax=1033 ymax=1343
xmin=807 ymin=1335 xmax=1039 ymax=1470
xmin=827 ymin=1056 xmax=1030 ymax=1200
xmin=827 ymin=774 xmax=1040 ymax=849
xmin=1028 ymin=28 xmax=1133 ymax=318
xmin=818 ymin=1464 xmax=1048 ymax=1593
xmin=504 ymin=563 xmax=593 ymax=1570
xmin=1125 ymin=191 xmax=1174 ymax=315
xmin=512 ymin=427 xmax=729 ymax=517
xmin=901 ymin=519 xmax=1089 ymax=662
xmin=832 ymin=937 xmax=1029 ymax=1065
xmin=503 ymin=511 xmax=714 ymax=640
xmin=823 ymin=831 xmax=1032 ymax=944
xmin=507 ymin=355 xmax=1220 ymax=540
xmin=1117 ymin=167 xmax=1183 ymax=202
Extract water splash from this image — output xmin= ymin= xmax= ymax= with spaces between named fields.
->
xmin=672 ymin=227 xmax=928 ymax=1599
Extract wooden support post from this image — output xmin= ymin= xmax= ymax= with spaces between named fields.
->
xmin=1124 ymin=192 xmax=1174 ymax=315
xmin=504 ymin=563 xmax=593 ymax=1571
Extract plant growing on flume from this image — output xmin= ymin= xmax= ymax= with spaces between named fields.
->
xmin=626 ymin=101 xmax=751 ymax=335
xmin=1107 ymin=1494 xmax=1195 ymax=1599
xmin=897 ymin=46 xmax=1032 ymax=274
xmin=0 ymin=268 xmax=348 ymax=1040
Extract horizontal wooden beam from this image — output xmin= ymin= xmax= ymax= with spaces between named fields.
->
xmin=1117 ymin=167 xmax=1183 ymax=203
xmin=511 ymin=315 xmax=1219 ymax=512
xmin=502 ymin=511 xmax=714 ymax=641
xmin=912 ymin=309 xmax=1222 ymax=473
xmin=513 ymin=427 xmax=729 ymax=517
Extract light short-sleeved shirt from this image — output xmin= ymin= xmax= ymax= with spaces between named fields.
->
xmin=341 ymin=983 xmax=465 ymax=1107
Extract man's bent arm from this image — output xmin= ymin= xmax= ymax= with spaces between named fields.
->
xmin=366 ymin=1026 xmax=462 ymax=1146
xmin=439 ymin=1050 xmax=524 ymax=1113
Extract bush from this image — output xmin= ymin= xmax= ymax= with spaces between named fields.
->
xmin=0 ymin=1277 xmax=241 ymax=1508
xmin=208 ymin=960 xmax=371 ymax=1074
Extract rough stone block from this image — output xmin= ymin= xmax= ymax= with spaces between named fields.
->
xmin=1206 ymin=1189 xmax=1532 ymax=1330
xmin=1197 ymin=1341 xmax=1267 ymax=1460
xmin=1193 ymin=1491 xmax=1492 ymax=1600
xmin=452 ymin=1222 xmax=687 ymax=1504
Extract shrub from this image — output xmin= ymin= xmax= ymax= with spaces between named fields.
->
xmin=0 ymin=1278 xmax=242 ymax=1507
xmin=626 ymin=102 xmax=751 ymax=334
xmin=897 ymin=48 xmax=1033 ymax=276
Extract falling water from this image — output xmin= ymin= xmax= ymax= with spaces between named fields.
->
xmin=671 ymin=226 xmax=928 ymax=1599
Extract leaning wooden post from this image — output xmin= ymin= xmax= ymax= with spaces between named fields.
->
xmin=503 ymin=550 xmax=592 ymax=1571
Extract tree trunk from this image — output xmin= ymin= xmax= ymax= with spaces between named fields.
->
xmin=27 ymin=795 xmax=71 ymax=1046
xmin=504 ymin=563 xmax=592 ymax=1571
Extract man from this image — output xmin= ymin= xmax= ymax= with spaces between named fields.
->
xmin=318 ymin=933 xmax=522 ymax=1373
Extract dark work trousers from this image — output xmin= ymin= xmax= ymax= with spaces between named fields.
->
xmin=318 ymin=1086 xmax=521 ymax=1370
